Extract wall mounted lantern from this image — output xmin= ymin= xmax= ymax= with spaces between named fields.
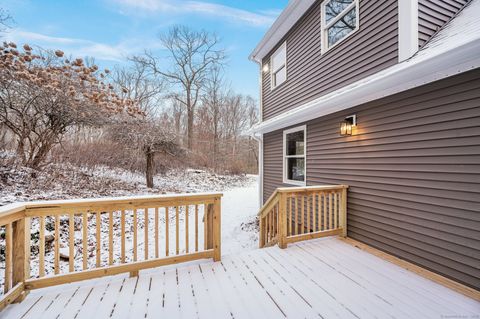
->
xmin=340 ymin=115 xmax=357 ymax=136
xmin=262 ymin=63 xmax=270 ymax=74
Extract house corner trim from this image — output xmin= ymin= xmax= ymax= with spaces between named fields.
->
xmin=398 ymin=0 xmax=419 ymax=62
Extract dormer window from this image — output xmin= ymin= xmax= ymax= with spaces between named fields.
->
xmin=321 ymin=0 xmax=359 ymax=53
xmin=270 ymin=42 xmax=287 ymax=89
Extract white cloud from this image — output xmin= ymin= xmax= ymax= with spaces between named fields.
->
xmin=5 ymin=30 xmax=161 ymax=62
xmin=110 ymin=0 xmax=278 ymax=27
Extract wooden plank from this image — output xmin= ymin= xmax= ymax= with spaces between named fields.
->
xmin=185 ymin=205 xmax=189 ymax=253
xmin=54 ymin=215 xmax=60 ymax=275
xmin=287 ymin=196 xmax=292 ymax=236
xmin=109 ymin=211 xmax=113 ymax=265
xmin=121 ymin=210 xmax=125 ymax=263
xmin=25 ymin=250 xmax=214 ymax=290
xmin=4 ymin=223 xmax=13 ymax=293
xmin=69 ymin=213 xmax=75 ymax=272
xmin=341 ymin=188 xmax=347 ymax=237
xmin=165 ymin=207 xmax=169 ymax=257
xmin=110 ymin=277 xmax=138 ymax=318
xmin=340 ymin=237 xmax=480 ymax=302
xmin=133 ymin=209 xmax=137 ymax=262
xmin=155 ymin=207 xmax=159 ymax=259
xmin=175 ymin=206 xmax=179 ymax=255
xmin=312 ymin=194 xmax=316 ymax=233
xmin=300 ymin=195 xmax=304 ymax=234
xmin=82 ymin=212 xmax=88 ymax=271
xmin=329 ymin=192 xmax=333 ymax=230
xmin=195 ymin=205 xmax=199 ymax=252
xmin=144 ymin=208 xmax=149 ymax=260
xmin=285 ymin=228 xmax=342 ymax=244
xmin=39 ymin=217 xmax=45 ymax=278
xmin=0 ymin=283 xmax=25 ymax=312
xmin=334 ymin=192 xmax=338 ymax=229
xmin=306 ymin=195 xmax=310 ymax=233
xmin=144 ymin=272 xmax=166 ymax=318
xmin=96 ymin=212 xmax=101 ymax=268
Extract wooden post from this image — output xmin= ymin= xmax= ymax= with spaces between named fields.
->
xmin=205 ymin=204 xmax=214 ymax=251
xmin=212 ymin=197 xmax=221 ymax=262
xmin=12 ymin=217 xmax=30 ymax=302
xmin=278 ymin=193 xmax=287 ymax=249
xmin=341 ymin=187 xmax=348 ymax=237
xmin=259 ymin=216 xmax=265 ymax=248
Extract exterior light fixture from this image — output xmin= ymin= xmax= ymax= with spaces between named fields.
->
xmin=340 ymin=115 xmax=357 ymax=136
xmin=262 ymin=63 xmax=270 ymax=73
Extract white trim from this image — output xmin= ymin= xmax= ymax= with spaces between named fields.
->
xmin=282 ymin=125 xmax=307 ymax=186
xmin=321 ymin=0 xmax=360 ymax=54
xmin=249 ymin=0 xmax=316 ymax=63
xmin=270 ymin=42 xmax=287 ymax=90
xmin=250 ymin=13 xmax=480 ymax=135
xmin=398 ymin=0 xmax=419 ymax=61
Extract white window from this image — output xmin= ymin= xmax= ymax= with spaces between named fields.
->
xmin=321 ymin=0 xmax=360 ymax=53
xmin=283 ymin=126 xmax=306 ymax=185
xmin=270 ymin=42 xmax=287 ymax=89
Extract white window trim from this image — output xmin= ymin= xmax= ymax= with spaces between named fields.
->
xmin=270 ymin=42 xmax=287 ymax=90
xmin=283 ymin=125 xmax=307 ymax=186
xmin=321 ymin=0 xmax=360 ymax=54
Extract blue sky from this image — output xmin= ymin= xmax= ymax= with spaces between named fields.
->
xmin=1 ymin=0 xmax=288 ymax=98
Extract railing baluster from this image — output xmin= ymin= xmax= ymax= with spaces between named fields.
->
xmin=307 ymin=195 xmax=311 ymax=233
xmin=329 ymin=192 xmax=333 ymax=230
xmin=83 ymin=212 xmax=88 ymax=270
xmin=121 ymin=210 xmax=125 ymax=263
xmin=69 ymin=213 xmax=75 ymax=272
xmin=300 ymin=195 xmax=305 ymax=234
xmin=155 ymin=207 xmax=159 ymax=259
xmin=96 ymin=212 xmax=101 ymax=267
xmin=312 ymin=193 xmax=317 ymax=233
xmin=54 ymin=215 xmax=60 ymax=274
xmin=287 ymin=196 xmax=291 ymax=236
xmin=195 ymin=205 xmax=199 ymax=252
xmin=133 ymin=209 xmax=138 ymax=262
xmin=176 ymin=206 xmax=179 ymax=255
xmin=4 ymin=223 xmax=12 ymax=293
xmin=166 ymin=207 xmax=169 ymax=256
xmin=144 ymin=208 xmax=149 ymax=260
xmin=39 ymin=217 xmax=45 ymax=277
xmin=334 ymin=192 xmax=338 ymax=229
xmin=185 ymin=205 xmax=189 ymax=253
xmin=323 ymin=193 xmax=327 ymax=231
xmin=109 ymin=211 xmax=114 ymax=265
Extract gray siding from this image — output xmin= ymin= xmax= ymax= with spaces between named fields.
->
xmin=261 ymin=0 xmax=398 ymax=121
xmin=262 ymin=69 xmax=480 ymax=290
xmin=418 ymin=0 xmax=469 ymax=48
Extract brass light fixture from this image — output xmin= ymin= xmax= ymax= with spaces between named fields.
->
xmin=340 ymin=115 xmax=356 ymax=136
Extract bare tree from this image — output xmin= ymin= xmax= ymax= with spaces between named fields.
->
xmin=132 ymin=25 xmax=225 ymax=150
xmin=109 ymin=119 xmax=180 ymax=188
xmin=202 ymin=64 xmax=226 ymax=169
xmin=0 ymin=8 xmax=12 ymax=35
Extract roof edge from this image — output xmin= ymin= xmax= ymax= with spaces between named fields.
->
xmin=250 ymin=37 xmax=480 ymax=134
xmin=249 ymin=0 xmax=316 ymax=63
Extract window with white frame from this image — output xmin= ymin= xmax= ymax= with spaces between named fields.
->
xmin=321 ymin=0 xmax=359 ymax=53
xmin=283 ymin=126 xmax=306 ymax=185
xmin=270 ymin=42 xmax=287 ymax=89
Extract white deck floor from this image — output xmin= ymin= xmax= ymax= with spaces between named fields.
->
xmin=1 ymin=237 xmax=479 ymax=319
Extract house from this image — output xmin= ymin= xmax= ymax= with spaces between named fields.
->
xmin=250 ymin=0 xmax=480 ymax=292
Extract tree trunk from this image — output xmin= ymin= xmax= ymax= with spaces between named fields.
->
xmin=187 ymin=108 xmax=194 ymax=150
xmin=145 ymin=151 xmax=155 ymax=188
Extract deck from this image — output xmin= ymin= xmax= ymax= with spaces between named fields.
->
xmin=2 ymin=237 xmax=478 ymax=319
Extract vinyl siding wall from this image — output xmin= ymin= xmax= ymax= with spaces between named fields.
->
xmin=418 ymin=0 xmax=470 ymax=48
xmin=261 ymin=0 xmax=399 ymax=121
xmin=262 ymin=69 xmax=480 ymax=290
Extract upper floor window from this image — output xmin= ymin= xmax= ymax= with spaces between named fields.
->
xmin=283 ymin=125 xmax=306 ymax=185
xmin=271 ymin=42 xmax=287 ymax=89
xmin=321 ymin=0 xmax=359 ymax=53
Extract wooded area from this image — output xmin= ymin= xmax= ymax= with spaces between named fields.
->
xmin=0 ymin=13 xmax=259 ymax=189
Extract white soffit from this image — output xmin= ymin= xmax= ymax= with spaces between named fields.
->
xmin=249 ymin=0 xmax=316 ymax=63
xmin=251 ymin=0 xmax=480 ymax=134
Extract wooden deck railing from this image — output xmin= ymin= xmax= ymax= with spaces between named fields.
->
xmin=0 ymin=193 xmax=222 ymax=310
xmin=259 ymin=185 xmax=348 ymax=249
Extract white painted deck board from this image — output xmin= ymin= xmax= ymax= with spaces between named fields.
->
xmin=3 ymin=237 xmax=479 ymax=319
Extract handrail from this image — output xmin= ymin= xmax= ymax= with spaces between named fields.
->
xmin=259 ymin=185 xmax=348 ymax=249
xmin=0 ymin=192 xmax=222 ymax=310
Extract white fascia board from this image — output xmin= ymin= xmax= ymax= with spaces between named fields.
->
xmin=251 ymin=38 xmax=480 ymax=134
xmin=398 ymin=0 xmax=419 ymax=62
xmin=249 ymin=0 xmax=316 ymax=63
